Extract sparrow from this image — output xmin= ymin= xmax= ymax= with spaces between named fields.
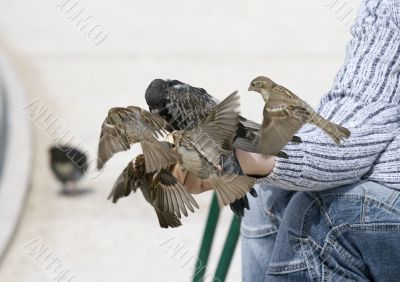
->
xmin=97 ymin=106 xmax=181 ymax=173
xmin=248 ymin=76 xmax=351 ymax=155
xmin=145 ymin=79 xmax=301 ymax=154
xmin=171 ymin=91 xmax=257 ymax=208
xmin=49 ymin=145 xmax=88 ymax=191
xmin=109 ymin=154 xmax=199 ymax=228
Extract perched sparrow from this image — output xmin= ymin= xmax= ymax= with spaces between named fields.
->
xmin=249 ymin=76 xmax=351 ymax=155
xmin=171 ymin=91 xmax=257 ymax=208
xmin=97 ymin=106 xmax=181 ymax=173
xmin=109 ymin=154 xmax=198 ymax=229
xmin=49 ymin=145 xmax=88 ymax=191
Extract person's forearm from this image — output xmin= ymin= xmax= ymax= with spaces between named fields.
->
xmin=255 ymin=0 xmax=400 ymax=191
xmin=257 ymin=98 xmax=400 ymax=191
xmin=235 ymin=149 xmax=275 ymax=176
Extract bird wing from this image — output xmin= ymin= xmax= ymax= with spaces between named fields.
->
xmin=151 ymin=169 xmax=199 ymax=219
xmin=258 ymin=105 xmax=306 ymax=155
xmin=127 ymin=106 xmax=172 ymax=137
xmin=239 ymin=116 xmax=260 ymax=132
xmin=140 ymin=140 xmax=181 ymax=173
xmin=97 ymin=115 xmax=131 ymax=169
xmin=210 ymin=174 xmax=256 ymax=208
xmin=135 ymin=109 xmax=180 ymax=173
xmin=183 ymin=91 xmax=240 ymax=166
xmin=107 ymin=160 xmax=140 ymax=203
xmin=98 ymin=106 xmax=177 ymax=171
xmin=155 ymin=210 xmax=182 ymax=229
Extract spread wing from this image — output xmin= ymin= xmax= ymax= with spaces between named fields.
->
xmin=97 ymin=115 xmax=131 ymax=169
xmin=108 ymin=160 xmax=141 ymax=203
xmin=257 ymin=104 xmax=307 ymax=155
xmin=127 ymin=106 xmax=173 ymax=137
xmin=239 ymin=116 xmax=260 ymax=132
xmin=183 ymin=91 xmax=240 ymax=166
xmin=98 ymin=107 xmax=174 ymax=170
xmin=151 ymin=169 xmax=199 ymax=218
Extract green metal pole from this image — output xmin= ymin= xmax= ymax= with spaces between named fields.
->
xmin=213 ymin=215 xmax=241 ymax=282
xmin=193 ymin=194 xmax=221 ymax=282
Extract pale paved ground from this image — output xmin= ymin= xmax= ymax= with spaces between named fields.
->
xmin=0 ymin=0 xmax=360 ymax=281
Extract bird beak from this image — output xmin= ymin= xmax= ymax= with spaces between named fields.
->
xmin=248 ymin=86 xmax=255 ymax=92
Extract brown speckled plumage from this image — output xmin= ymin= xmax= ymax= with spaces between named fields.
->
xmin=108 ymin=154 xmax=199 ymax=229
xmin=97 ymin=106 xmax=181 ymax=173
xmin=249 ymin=76 xmax=351 ymax=156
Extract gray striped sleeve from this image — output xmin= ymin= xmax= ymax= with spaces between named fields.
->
xmin=259 ymin=0 xmax=400 ymax=191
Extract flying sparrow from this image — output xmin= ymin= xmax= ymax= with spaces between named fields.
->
xmin=109 ymin=154 xmax=198 ymax=229
xmin=97 ymin=106 xmax=181 ymax=173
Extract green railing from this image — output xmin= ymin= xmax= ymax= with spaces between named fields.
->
xmin=193 ymin=194 xmax=241 ymax=282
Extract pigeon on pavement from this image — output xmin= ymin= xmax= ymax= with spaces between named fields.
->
xmin=49 ymin=145 xmax=88 ymax=191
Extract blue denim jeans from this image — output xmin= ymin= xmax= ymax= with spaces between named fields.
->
xmin=241 ymin=181 xmax=400 ymax=282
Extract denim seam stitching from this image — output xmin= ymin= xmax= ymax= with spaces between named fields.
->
xmin=387 ymin=190 xmax=400 ymax=206
xmin=361 ymin=189 xmax=367 ymax=224
xmin=325 ymin=239 xmax=367 ymax=272
xmin=321 ymin=223 xmax=400 ymax=263
xmin=314 ymin=193 xmax=335 ymax=228
xmin=267 ymin=262 xmax=308 ymax=274
xmin=302 ymin=233 xmax=363 ymax=281
xmin=318 ymin=223 xmax=400 ymax=277
xmin=321 ymin=260 xmax=357 ymax=282
xmin=321 ymin=194 xmax=400 ymax=215
xmin=240 ymin=226 xmax=277 ymax=238
xmin=299 ymin=198 xmax=362 ymax=281
xmin=299 ymin=199 xmax=321 ymax=280
xmin=300 ymin=240 xmax=319 ymax=281
xmin=305 ymin=237 xmax=357 ymax=281
xmin=300 ymin=198 xmax=320 ymax=237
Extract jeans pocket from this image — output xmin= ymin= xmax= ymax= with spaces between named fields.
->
xmin=267 ymin=261 xmax=309 ymax=275
xmin=241 ymin=223 xmax=278 ymax=239
xmin=241 ymin=223 xmax=279 ymax=282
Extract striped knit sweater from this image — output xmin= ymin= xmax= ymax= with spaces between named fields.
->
xmin=259 ymin=0 xmax=400 ymax=191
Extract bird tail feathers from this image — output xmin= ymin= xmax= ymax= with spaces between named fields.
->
xmin=155 ymin=210 xmax=182 ymax=229
xmin=141 ymin=141 xmax=181 ymax=173
xmin=314 ymin=117 xmax=351 ymax=145
xmin=210 ymin=174 xmax=256 ymax=208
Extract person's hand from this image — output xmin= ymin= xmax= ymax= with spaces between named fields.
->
xmin=171 ymin=163 xmax=213 ymax=194
xmin=171 ymin=150 xmax=275 ymax=195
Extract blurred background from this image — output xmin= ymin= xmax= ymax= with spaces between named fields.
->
xmin=0 ymin=0 xmax=360 ymax=281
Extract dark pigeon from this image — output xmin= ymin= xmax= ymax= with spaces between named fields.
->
xmin=49 ymin=145 xmax=88 ymax=190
